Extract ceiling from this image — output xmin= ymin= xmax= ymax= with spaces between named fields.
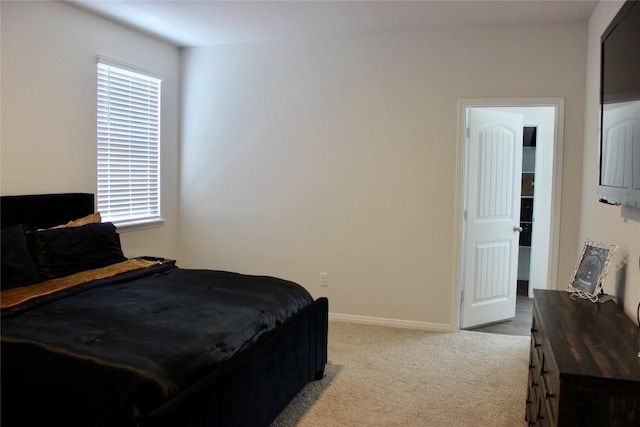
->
xmin=68 ymin=0 xmax=598 ymax=48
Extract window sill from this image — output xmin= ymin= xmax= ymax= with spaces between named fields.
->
xmin=112 ymin=218 xmax=165 ymax=232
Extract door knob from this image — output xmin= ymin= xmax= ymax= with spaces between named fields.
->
xmin=514 ymin=226 xmax=523 ymax=232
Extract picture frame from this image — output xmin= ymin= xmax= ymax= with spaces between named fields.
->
xmin=567 ymin=239 xmax=618 ymax=302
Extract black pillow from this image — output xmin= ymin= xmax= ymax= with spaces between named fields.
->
xmin=1 ymin=224 xmax=40 ymax=289
xmin=27 ymin=222 xmax=127 ymax=281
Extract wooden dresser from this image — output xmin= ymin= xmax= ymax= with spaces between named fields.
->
xmin=526 ymin=289 xmax=640 ymax=426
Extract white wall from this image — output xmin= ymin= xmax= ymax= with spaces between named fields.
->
xmin=2 ymin=1 xmax=603 ymax=329
xmin=581 ymin=0 xmax=640 ymax=322
xmin=180 ymin=22 xmax=588 ymax=329
xmin=0 ymin=1 xmax=180 ymax=259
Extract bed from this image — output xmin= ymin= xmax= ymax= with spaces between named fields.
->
xmin=1 ymin=193 xmax=328 ymax=427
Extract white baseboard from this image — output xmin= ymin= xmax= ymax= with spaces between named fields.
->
xmin=329 ymin=312 xmax=453 ymax=332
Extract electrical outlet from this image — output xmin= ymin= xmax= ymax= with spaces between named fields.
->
xmin=320 ymin=272 xmax=329 ymax=287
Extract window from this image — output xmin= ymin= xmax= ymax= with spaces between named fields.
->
xmin=97 ymin=57 xmax=162 ymax=228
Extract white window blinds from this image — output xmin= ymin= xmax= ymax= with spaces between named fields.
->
xmin=97 ymin=59 xmax=162 ymax=227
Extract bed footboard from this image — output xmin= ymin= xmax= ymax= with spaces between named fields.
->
xmin=143 ymin=297 xmax=329 ymax=427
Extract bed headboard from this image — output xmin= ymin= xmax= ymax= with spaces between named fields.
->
xmin=1 ymin=193 xmax=95 ymax=231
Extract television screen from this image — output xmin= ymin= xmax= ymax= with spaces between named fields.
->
xmin=598 ymin=0 xmax=640 ymax=207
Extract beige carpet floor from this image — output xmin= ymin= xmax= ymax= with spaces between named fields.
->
xmin=271 ymin=321 xmax=530 ymax=427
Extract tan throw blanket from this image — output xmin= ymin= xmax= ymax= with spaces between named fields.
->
xmin=1 ymin=258 xmax=157 ymax=309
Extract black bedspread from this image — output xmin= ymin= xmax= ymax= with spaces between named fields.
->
xmin=1 ymin=264 xmax=314 ymax=426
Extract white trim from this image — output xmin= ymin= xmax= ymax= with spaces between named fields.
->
xmin=548 ymin=99 xmax=565 ymax=291
xmin=96 ymin=55 xmax=163 ymax=81
xmin=453 ymin=97 xmax=565 ymax=331
xmin=115 ymin=218 xmax=165 ymax=233
xmin=451 ymin=101 xmax=467 ymax=332
xmin=329 ymin=312 xmax=453 ymax=332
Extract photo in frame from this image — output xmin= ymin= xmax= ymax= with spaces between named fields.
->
xmin=567 ymin=239 xmax=618 ymax=302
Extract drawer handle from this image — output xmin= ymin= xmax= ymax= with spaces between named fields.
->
xmin=534 ymin=343 xmax=542 ymax=348
xmin=537 ymin=414 xmax=545 ymax=420
xmin=541 ymin=369 xmax=548 ymax=375
xmin=532 ymin=381 xmax=539 ymax=387
xmin=531 ymin=328 xmax=537 ymax=333
xmin=546 ymin=392 xmax=555 ymax=400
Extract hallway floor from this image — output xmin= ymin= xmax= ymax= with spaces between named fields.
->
xmin=466 ymin=296 xmax=533 ymax=336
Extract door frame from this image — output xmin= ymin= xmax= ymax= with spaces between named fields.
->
xmin=451 ymin=97 xmax=565 ymax=331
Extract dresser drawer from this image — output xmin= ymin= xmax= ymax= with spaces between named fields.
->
xmin=527 ymin=310 xmax=545 ymax=426
xmin=527 ymin=368 xmax=543 ymax=426
xmin=530 ymin=310 xmax=543 ymax=360
xmin=539 ymin=352 xmax=559 ymax=425
xmin=526 ymin=387 xmax=536 ymax=426
xmin=535 ymin=394 xmax=552 ymax=427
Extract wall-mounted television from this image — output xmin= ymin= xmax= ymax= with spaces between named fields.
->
xmin=598 ymin=0 xmax=640 ymax=208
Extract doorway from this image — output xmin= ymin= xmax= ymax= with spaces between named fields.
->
xmin=455 ymin=98 xmax=565 ymax=330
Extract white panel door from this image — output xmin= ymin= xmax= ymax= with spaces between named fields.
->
xmin=461 ymin=108 xmax=523 ymax=328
